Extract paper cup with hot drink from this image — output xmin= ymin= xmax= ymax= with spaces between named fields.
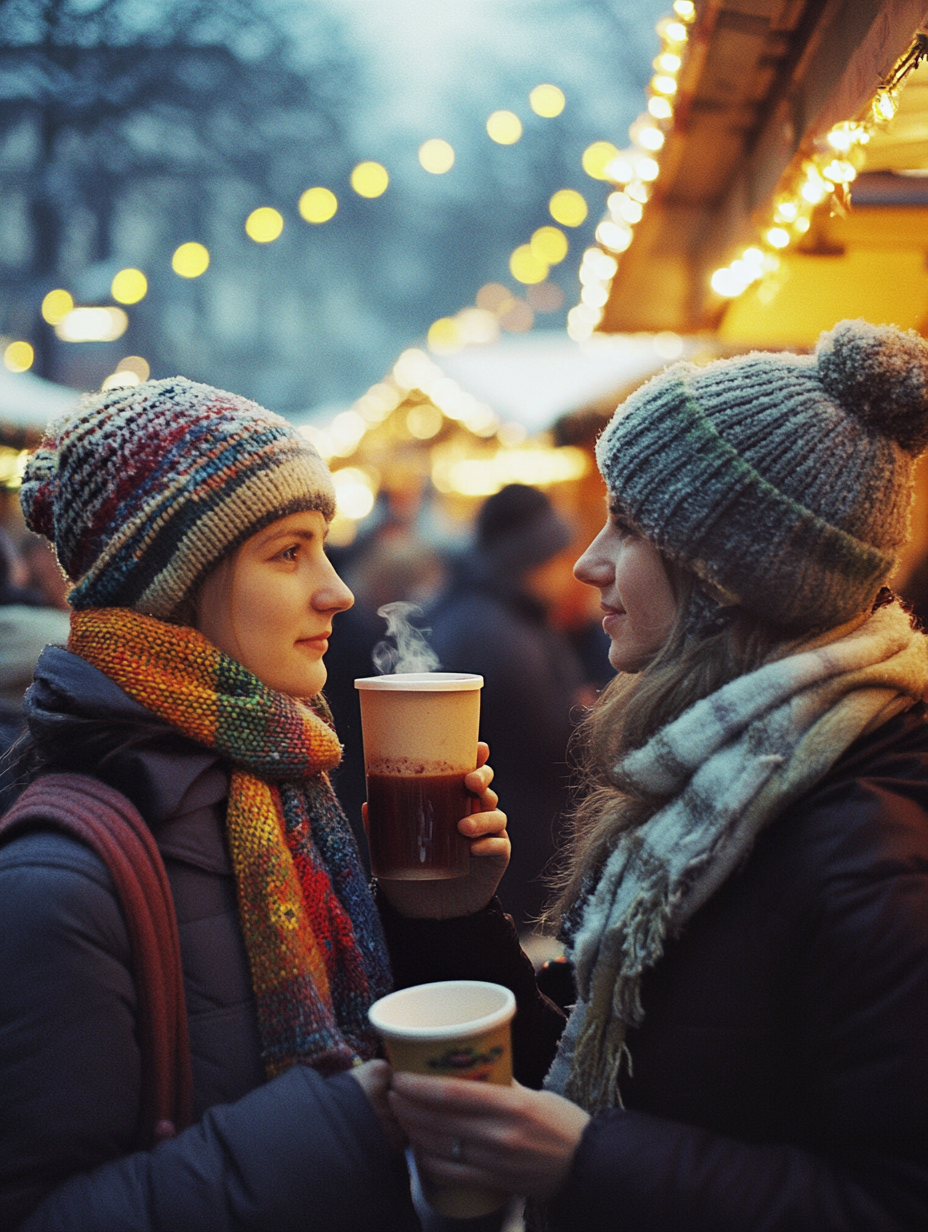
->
xmin=354 ymin=672 xmax=483 ymax=880
xmin=368 ymin=979 xmax=515 ymax=1218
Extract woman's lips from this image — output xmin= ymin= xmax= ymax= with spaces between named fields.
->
xmin=297 ymin=633 xmax=330 ymax=651
xmin=601 ymin=605 xmax=625 ymax=634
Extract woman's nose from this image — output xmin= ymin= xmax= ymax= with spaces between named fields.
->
xmin=574 ymin=534 xmax=612 ymax=588
xmin=315 ymin=562 xmax=354 ymax=613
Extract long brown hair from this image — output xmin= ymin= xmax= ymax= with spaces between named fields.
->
xmin=546 ymin=564 xmax=786 ymax=927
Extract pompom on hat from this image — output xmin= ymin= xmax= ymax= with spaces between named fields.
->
xmin=21 ymin=376 xmax=335 ymax=618
xmin=595 ymin=319 xmax=928 ymax=633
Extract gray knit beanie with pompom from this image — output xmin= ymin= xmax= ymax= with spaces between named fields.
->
xmin=595 ymin=319 xmax=928 ymax=632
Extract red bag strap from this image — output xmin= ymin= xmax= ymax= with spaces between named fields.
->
xmin=0 ymin=773 xmax=193 ymax=1146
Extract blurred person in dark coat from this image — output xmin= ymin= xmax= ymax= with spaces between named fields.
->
xmin=426 ymin=484 xmax=584 ymax=931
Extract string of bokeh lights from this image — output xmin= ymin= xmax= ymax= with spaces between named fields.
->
xmin=4 ymin=80 xmax=607 ymax=382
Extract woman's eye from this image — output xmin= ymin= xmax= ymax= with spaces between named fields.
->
xmin=279 ymin=544 xmax=299 ymax=562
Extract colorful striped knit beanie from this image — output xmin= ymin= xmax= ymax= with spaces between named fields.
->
xmin=596 ymin=319 xmax=928 ymax=632
xmin=20 ymin=377 xmax=335 ymax=618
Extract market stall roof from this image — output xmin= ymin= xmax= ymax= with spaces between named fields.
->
xmin=598 ymin=0 xmax=928 ymax=337
xmin=0 ymin=366 xmax=79 ymax=435
xmin=431 ymin=330 xmax=696 ymax=433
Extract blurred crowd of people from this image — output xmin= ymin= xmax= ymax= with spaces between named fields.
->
xmin=1 ymin=484 xmax=610 ymax=932
xmin=326 ymin=483 xmax=612 ymax=935
xmin=0 ymin=529 xmax=70 ymax=812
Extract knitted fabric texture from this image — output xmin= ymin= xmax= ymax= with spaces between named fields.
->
xmin=596 ymin=320 xmax=928 ymax=632
xmin=69 ymin=607 xmax=391 ymax=1078
xmin=544 ymin=600 xmax=928 ymax=1115
xmin=20 ymin=377 xmax=335 ymax=619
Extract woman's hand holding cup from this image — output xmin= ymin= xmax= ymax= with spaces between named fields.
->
xmin=371 ymin=743 xmax=510 ymax=919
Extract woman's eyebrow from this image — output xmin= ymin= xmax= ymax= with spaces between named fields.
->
xmin=259 ymin=527 xmax=316 ymax=547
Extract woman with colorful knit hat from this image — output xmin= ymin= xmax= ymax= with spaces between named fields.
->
xmin=0 ymin=377 xmax=537 ymax=1231
xmin=390 ymin=319 xmax=928 ymax=1231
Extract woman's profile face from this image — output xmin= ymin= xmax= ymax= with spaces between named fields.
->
xmin=196 ymin=510 xmax=353 ymax=698
xmin=574 ymin=498 xmax=677 ymax=673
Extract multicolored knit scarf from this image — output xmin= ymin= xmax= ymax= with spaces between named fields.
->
xmin=69 ymin=607 xmax=392 ymax=1078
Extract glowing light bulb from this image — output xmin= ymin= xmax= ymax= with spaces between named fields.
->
xmin=419 ymin=139 xmax=455 ymax=173
xmin=351 ymin=162 xmax=389 ymax=197
xmin=486 ymin=111 xmax=522 ymax=144
xmin=648 ymin=96 xmax=673 ymax=119
xmin=41 ymin=288 xmax=73 ymax=325
xmin=3 ymin=340 xmax=34 ymax=372
xmin=111 ymin=268 xmax=147 ymax=304
xmin=299 ymin=187 xmax=338 ymax=223
xmin=529 ymin=84 xmax=565 ymax=117
xmin=766 ymin=227 xmax=790 ymax=248
xmin=510 ymin=244 xmax=549 ymax=284
xmin=582 ymin=141 xmax=621 ymax=180
xmin=530 ymin=226 xmax=568 ymax=264
xmin=245 ymin=207 xmax=284 ymax=242
xmin=172 ymin=242 xmax=209 ymax=278
xmin=549 ymin=189 xmax=588 ymax=226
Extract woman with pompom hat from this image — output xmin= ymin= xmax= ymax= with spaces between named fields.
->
xmin=0 ymin=378 xmax=524 ymax=1231
xmin=389 ymin=320 xmax=928 ymax=1230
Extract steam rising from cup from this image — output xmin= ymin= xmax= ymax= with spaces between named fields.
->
xmin=373 ymin=601 xmax=442 ymax=674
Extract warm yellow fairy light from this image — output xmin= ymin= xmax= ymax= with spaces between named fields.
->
xmin=637 ymin=125 xmax=665 ymax=151
xmin=625 ymin=178 xmax=651 ymax=203
xmin=299 ymin=187 xmax=338 ymax=223
xmin=635 ymin=157 xmax=660 ymax=182
xmin=766 ymin=226 xmax=790 ymax=248
xmin=822 ymin=159 xmax=856 ymax=183
xmin=873 ymin=90 xmax=898 ymax=122
xmin=172 ymin=242 xmax=209 ymax=278
xmin=582 ymin=141 xmax=621 ymax=180
xmin=655 ymin=52 xmax=682 ymax=73
xmin=486 ymin=111 xmax=522 ymax=144
xmin=3 ymin=340 xmax=34 ymax=372
xmin=351 ymin=162 xmax=389 ymax=197
xmin=648 ymin=96 xmax=673 ymax=119
xmin=774 ymin=200 xmax=798 ymax=222
xmin=606 ymin=155 xmax=636 ymax=183
xmin=41 ymin=288 xmax=73 ymax=325
xmin=419 ymin=139 xmax=455 ymax=174
xmin=672 ymin=0 xmax=695 ymax=18
xmin=608 ymin=192 xmax=643 ymax=224
xmin=549 ymin=189 xmax=588 ymax=226
xmin=530 ymin=226 xmax=568 ymax=264
xmin=658 ymin=19 xmax=688 ymax=43
xmin=529 ymin=84 xmax=565 ymax=117
xmin=510 ymin=244 xmax=549 ymax=284
xmin=652 ymin=74 xmax=678 ymax=96
xmin=794 ymin=216 xmax=811 ymax=233
xmin=111 ymin=268 xmax=147 ymax=304
xmin=595 ymin=219 xmax=633 ymax=252
xmin=245 ymin=207 xmax=284 ymax=242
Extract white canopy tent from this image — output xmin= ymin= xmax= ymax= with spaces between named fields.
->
xmin=432 ymin=330 xmax=693 ymax=433
xmin=0 ymin=367 xmax=80 ymax=433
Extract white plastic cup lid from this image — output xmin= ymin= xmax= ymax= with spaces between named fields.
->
xmin=355 ymin=672 xmax=483 ymax=692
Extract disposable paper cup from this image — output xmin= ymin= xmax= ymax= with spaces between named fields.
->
xmin=355 ymin=673 xmax=483 ymax=880
xmin=369 ymin=980 xmax=515 ymax=1219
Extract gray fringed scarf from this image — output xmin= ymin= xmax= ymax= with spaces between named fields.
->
xmin=545 ymin=601 xmax=928 ymax=1115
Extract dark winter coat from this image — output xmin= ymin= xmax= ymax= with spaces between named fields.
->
xmin=545 ymin=706 xmax=928 ymax=1231
xmin=0 ymin=647 xmax=563 ymax=1232
xmin=426 ymin=559 xmax=583 ymax=928
xmin=0 ymin=647 xmax=421 ymax=1232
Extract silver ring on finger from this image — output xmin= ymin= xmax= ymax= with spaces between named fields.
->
xmin=450 ymin=1136 xmax=465 ymax=1164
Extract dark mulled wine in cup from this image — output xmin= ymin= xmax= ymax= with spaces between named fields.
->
xmin=354 ymin=673 xmax=483 ymax=880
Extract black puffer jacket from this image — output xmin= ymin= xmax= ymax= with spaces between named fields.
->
xmin=0 ymin=647 xmax=562 ymax=1232
xmin=0 ymin=647 xmax=421 ymax=1232
xmin=546 ymin=706 xmax=928 ymax=1231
